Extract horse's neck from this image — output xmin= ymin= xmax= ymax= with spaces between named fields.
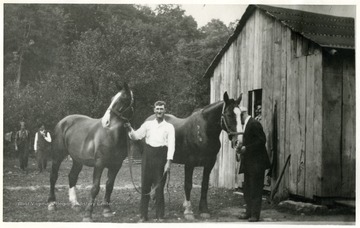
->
xmin=106 ymin=118 xmax=128 ymax=145
xmin=109 ymin=117 xmax=126 ymax=131
xmin=201 ymin=101 xmax=223 ymax=134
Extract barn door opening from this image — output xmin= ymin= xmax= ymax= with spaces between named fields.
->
xmin=248 ymin=89 xmax=262 ymax=119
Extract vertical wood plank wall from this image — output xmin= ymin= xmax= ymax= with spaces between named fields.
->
xmin=341 ymin=56 xmax=356 ymax=198
xmin=322 ymin=54 xmax=356 ymax=198
xmin=209 ymin=8 xmax=355 ymax=199
xmin=321 ymin=54 xmax=343 ymax=196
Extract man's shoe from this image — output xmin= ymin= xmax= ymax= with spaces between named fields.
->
xmin=238 ymin=212 xmax=250 ymax=219
xmin=248 ymin=217 xmax=259 ymax=222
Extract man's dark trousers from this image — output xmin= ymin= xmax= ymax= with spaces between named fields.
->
xmin=36 ymin=149 xmax=48 ymax=172
xmin=18 ymin=144 xmax=29 ymax=170
xmin=140 ymin=144 xmax=167 ymax=220
xmin=243 ymin=163 xmax=265 ymax=219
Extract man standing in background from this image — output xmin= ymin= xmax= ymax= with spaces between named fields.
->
xmin=15 ymin=121 xmax=30 ymax=172
xmin=34 ymin=123 xmax=52 ymax=173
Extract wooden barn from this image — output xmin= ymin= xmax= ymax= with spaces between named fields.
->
xmin=205 ymin=5 xmax=355 ymax=201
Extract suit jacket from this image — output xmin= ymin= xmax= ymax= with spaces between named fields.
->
xmin=239 ymin=117 xmax=271 ymax=174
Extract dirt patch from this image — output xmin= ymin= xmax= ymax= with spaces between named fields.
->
xmin=3 ymin=157 xmax=355 ymax=223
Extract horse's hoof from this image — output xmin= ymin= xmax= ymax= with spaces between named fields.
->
xmin=82 ymin=217 xmax=93 ymax=222
xmin=184 ymin=213 xmax=195 ymax=220
xmin=48 ymin=202 xmax=56 ymax=211
xmin=200 ymin=213 xmax=210 ymax=219
xmin=72 ymin=204 xmax=81 ymax=212
xmin=103 ymin=210 xmax=115 ymax=218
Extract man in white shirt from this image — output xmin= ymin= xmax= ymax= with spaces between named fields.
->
xmin=125 ymin=101 xmax=175 ymax=222
xmin=34 ymin=123 xmax=52 ymax=173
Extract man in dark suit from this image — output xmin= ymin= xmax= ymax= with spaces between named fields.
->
xmin=236 ymin=106 xmax=270 ymax=222
xmin=15 ymin=121 xmax=30 ymax=172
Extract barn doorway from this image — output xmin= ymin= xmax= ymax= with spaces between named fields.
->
xmin=248 ymin=89 xmax=262 ymax=119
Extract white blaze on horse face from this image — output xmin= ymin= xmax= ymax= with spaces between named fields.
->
xmin=101 ymin=92 xmax=122 ymax=128
xmin=234 ymin=107 xmax=243 ymax=144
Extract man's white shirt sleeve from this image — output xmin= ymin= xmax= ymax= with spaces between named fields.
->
xmin=34 ymin=132 xmax=38 ymax=151
xmin=128 ymin=120 xmax=176 ymax=160
xmin=128 ymin=122 xmax=147 ymax=140
xmin=44 ymin=132 xmax=52 ymax=143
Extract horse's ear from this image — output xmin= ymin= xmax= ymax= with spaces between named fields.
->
xmin=115 ymin=81 xmax=123 ymax=91
xmin=123 ymin=82 xmax=129 ymax=91
xmin=223 ymin=92 xmax=229 ymax=103
xmin=235 ymin=93 xmax=242 ymax=106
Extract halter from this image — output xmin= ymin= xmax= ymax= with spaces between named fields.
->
xmin=109 ymin=104 xmax=133 ymax=121
xmin=221 ymin=102 xmax=243 ymax=137
xmin=108 ymin=92 xmax=134 ymax=122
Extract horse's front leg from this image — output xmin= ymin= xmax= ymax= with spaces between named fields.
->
xmin=199 ymin=160 xmax=216 ymax=218
xmin=102 ymin=165 xmax=121 ymax=218
xmin=183 ymin=164 xmax=195 ymax=220
xmin=83 ymin=165 xmax=104 ymax=222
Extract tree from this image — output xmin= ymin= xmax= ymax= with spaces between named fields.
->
xmin=3 ymin=4 xmax=237 ymax=134
xmin=4 ymin=4 xmax=68 ymax=86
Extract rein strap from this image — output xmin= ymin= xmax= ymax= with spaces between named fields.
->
xmin=109 ymin=100 xmax=134 ymax=122
xmin=127 ymin=137 xmax=169 ymax=196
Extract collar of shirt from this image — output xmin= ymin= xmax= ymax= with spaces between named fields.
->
xmin=151 ymin=118 xmax=166 ymax=126
xmin=243 ymin=116 xmax=251 ymax=131
xmin=146 ymin=119 xmax=171 ymax=146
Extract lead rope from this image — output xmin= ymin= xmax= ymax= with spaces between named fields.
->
xmin=127 ymin=135 xmax=142 ymax=194
xmin=166 ymin=169 xmax=171 ymax=206
xmin=127 ymin=134 xmax=171 ymax=197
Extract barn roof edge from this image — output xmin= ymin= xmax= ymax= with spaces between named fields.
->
xmin=203 ymin=4 xmax=355 ymax=79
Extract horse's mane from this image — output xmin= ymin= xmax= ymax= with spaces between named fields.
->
xmin=201 ymin=101 xmax=223 ymax=115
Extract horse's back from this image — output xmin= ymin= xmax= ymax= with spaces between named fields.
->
xmin=56 ymin=114 xmax=99 ymax=135
xmin=53 ymin=114 xmax=102 ymax=164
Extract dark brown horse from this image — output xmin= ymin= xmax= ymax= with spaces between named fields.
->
xmin=47 ymin=82 xmax=134 ymax=222
xmin=146 ymin=92 xmax=242 ymax=219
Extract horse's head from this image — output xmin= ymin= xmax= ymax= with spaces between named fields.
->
xmin=101 ymin=82 xmax=134 ymax=128
xmin=221 ymin=92 xmax=242 ymax=148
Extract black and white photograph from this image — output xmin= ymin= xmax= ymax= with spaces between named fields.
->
xmin=2 ymin=1 xmax=356 ymax=225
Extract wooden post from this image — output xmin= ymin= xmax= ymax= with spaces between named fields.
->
xmin=271 ymin=154 xmax=291 ymax=200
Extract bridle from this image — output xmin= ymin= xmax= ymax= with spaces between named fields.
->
xmin=109 ymin=105 xmax=133 ymax=121
xmin=108 ymin=92 xmax=134 ymax=122
xmin=221 ymin=102 xmax=243 ymax=137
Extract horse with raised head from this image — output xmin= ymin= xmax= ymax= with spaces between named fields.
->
xmin=146 ymin=92 xmax=242 ymax=219
xmin=47 ymin=82 xmax=134 ymax=222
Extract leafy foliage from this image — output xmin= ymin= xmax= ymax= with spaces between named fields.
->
xmin=4 ymin=4 xmax=235 ymax=133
